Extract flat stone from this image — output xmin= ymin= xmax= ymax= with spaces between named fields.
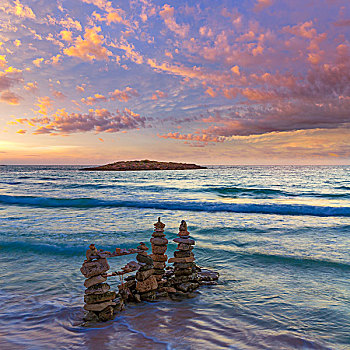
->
xmin=173 ymin=238 xmax=195 ymax=245
xmin=152 ymin=232 xmax=166 ymax=238
xmin=140 ymin=290 xmax=156 ymax=301
xmin=153 ymin=268 xmax=165 ymax=275
xmin=200 ymin=281 xmax=218 ymax=286
xmin=151 ymin=245 xmax=167 ymax=255
xmin=136 ymin=275 xmax=158 ymax=293
xmin=174 ymin=250 xmax=192 ymax=258
xmin=170 ymin=273 xmax=198 ymax=284
xmin=198 ymin=269 xmax=219 ymax=281
xmin=84 ymin=291 xmax=116 ymax=304
xmin=150 ymin=237 xmax=168 ymax=246
xmin=136 ymin=254 xmax=153 ymax=265
xmin=177 ymin=243 xmax=192 ymax=251
xmin=174 ymin=268 xmax=193 ymax=276
xmin=166 ymin=287 xmax=177 ymax=293
xmin=153 ymin=261 xmax=166 ymax=269
xmin=84 ymin=301 xmax=116 ymax=312
xmin=136 ymin=268 xmax=155 ymax=281
xmin=150 ymin=254 xmax=168 ymax=262
xmin=173 ymin=262 xmax=194 ymax=269
xmin=80 ymin=258 xmax=110 ymax=278
xmin=154 ymin=275 xmax=163 ymax=281
xmin=177 ymin=282 xmax=200 ymax=293
xmin=97 ymin=305 xmax=114 ymax=322
xmin=168 ymin=256 xmax=195 ymax=263
xmin=178 ymin=231 xmax=190 ymax=237
xmin=138 ymin=264 xmax=153 ymax=271
xmin=84 ymin=275 xmax=107 ymax=288
xmin=85 ymin=283 xmax=110 ymax=295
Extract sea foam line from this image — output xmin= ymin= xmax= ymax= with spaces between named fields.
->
xmin=0 ymin=194 xmax=350 ymax=217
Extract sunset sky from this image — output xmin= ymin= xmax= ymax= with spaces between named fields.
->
xmin=0 ymin=0 xmax=349 ymax=164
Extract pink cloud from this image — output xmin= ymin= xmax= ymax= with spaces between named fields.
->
xmin=28 ymin=107 xmax=146 ymax=135
xmin=159 ymin=4 xmax=189 ymax=38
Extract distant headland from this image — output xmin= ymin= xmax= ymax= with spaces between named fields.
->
xmin=81 ymin=160 xmax=207 ymax=171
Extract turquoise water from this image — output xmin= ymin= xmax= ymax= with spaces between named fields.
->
xmin=0 ymin=165 xmax=349 ymax=349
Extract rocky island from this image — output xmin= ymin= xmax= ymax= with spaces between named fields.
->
xmin=81 ymin=160 xmax=206 ymax=171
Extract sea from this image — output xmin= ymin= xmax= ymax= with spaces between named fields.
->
xmin=0 ymin=165 xmax=349 ymax=350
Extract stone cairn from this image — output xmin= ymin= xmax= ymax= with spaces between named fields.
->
xmin=80 ymin=244 xmax=139 ymax=322
xmin=168 ymin=220 xmax=200 ymax=294
xmin=150 ymin=218 xmax=168 ymax=282
xmin=135 ymin=242 xmax=158 ymax=301
xmin=80 ymin=219 xmax=220 ymax=324
xmin=81 ymin=244 xmax=117 ymax=322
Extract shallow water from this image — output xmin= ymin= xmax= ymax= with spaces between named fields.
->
xmin=0 ymin=165 xmax=349 ymax=349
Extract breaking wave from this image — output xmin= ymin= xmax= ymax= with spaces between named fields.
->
xmin=1 ymin=194 xmax=349 ymax=217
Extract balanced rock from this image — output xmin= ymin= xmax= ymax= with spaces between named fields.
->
xmin=173 ymin=237 xmax=195 ymax=245
xmin=136 ymin=268 xmax=155 ymax=281
xmin=136 ymin=254 xmax=153 ymax=265
xmin=150 ymin=237 xmax=168 ymax=246
xmin=84 ymin=275 xmax=107 ymax=288
xmin=150 ymin=254 xmax=168 ymax=262
xmin=85 ymin=283 xmax=110 ymax=295
xmin=80 ymin=258 xmax=109 ymax=278
xmin=151 ymin=245 xmax=167 ymax=255
xmin=168 ymin=256 xmax=195 ymax=263
xmin=84 ymin=291 xmax=116 ymax=304
xmin=98 ymin=305 xmax=114 ymax=322
xmin=136 ymin=275 xmax=158 ymax=293
xmin=153 ymin=261 xmax=166 ymax=269
xmin=84 ymin=301 xmax=116 ymax=312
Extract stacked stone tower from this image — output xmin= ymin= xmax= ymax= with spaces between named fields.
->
xmin=135 ymin=242 xmax=158 ymax=301
xmin=150 ymin=217 xmax=168 ymax=282
xmin=168 ymin=220 xmax=199 ymax=293
xmin=81 ymin=244 xmax=116 ymax=322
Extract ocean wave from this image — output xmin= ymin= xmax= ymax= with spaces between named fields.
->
xmin=206 ymin=186 xmax=350 ymax=199
xmin=1 ymin=194 xmax=350 ymax=217
xmin=207 ymin=186 xmax=289 ymax=197
xmin=238 ymin=251 xmax=350 ymax=271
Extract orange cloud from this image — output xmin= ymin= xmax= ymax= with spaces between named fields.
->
xmin=0 ymin=55 xmax=7 ymax=68
xmin=1 ymin=91 xmax=21 ymax=104
xmin=33 ymin=58 xmax=44 ymax=67
xmin=81 ymin=93 xmax=107 ymax=105
xmin=109 ymin=86 xmax=138 ymax=102
xmin=158 ymin=132 xmax=224 ymax=143
xmin=64 ymin=27 xmax=112 ymax=61
xmin=24 ymin=81 xmax=38 ymax=92
xmin=151 ymin=90 xmax=167 ymax=100
xmin=16 ymin=129 xmax=26 ymax=134
xmin=76 ymin=84 xmax=86 ymax=93
xmin=34 ymin=96 xmax=54 ymax=115
xmin=1 ymin=0 xmax=36 ymax=19
xmin=60 ymin=30 xmax=73 ymax=42
xmin=205 ymin=86 xmax=217 ymax=98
